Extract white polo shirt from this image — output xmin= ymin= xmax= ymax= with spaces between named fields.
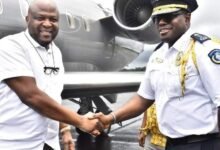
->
xmin=0 ymin=30 xmax=64 ymax=150
xmin=138 ymin=29 xmax=220 ymax=138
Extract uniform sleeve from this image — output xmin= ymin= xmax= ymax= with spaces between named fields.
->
xmin=196 ymin=41 xmax=220 ymax=107
xmin=0 ymin=38 xmax=34 ymax=82
xmin=137 ymin=61 xmax=155 ymax=100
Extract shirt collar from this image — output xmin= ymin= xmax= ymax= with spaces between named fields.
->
xmin=24 ymin=29 xmax=53 ymax=53
xmin=171 ymin=29 xmax=194 ymax=52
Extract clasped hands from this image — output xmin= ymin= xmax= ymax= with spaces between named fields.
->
xmin=79 ymin=112 xmax=113 ymax=137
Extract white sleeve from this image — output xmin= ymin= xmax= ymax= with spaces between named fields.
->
xmin=137 ymin=62 xmax=155 ymax=100
xmin=196 ymin=41 xmax=220 ymax=107
xmin=0 ymin=37 xmax=34 ymax=82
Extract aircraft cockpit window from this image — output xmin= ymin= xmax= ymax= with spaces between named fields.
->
xmin=0 ymin=0 xmax=3 ymax=15
xmin=19 ymin=0 xmax=29 ymax=19
xmin=82 ymin=17 xmax=91 ymax=32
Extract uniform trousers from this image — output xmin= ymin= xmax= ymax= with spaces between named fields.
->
xmin=165 ymin=134 xmax=220 ymax=150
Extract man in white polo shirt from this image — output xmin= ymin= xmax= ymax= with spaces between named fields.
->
xmin=0 ymin=0 xmax=102 ymax=150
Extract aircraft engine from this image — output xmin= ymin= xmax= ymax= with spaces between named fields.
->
xmin=113 ymin=0 xmax=160 ymax=43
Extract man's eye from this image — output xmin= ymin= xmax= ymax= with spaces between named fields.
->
xmin=50 ymin=18 xmax=58 ymax=22
xmin=36 ymin=17 xmax=45 ymax=21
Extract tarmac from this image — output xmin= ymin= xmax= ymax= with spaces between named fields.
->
xmin=62 ymin=92 xmax=144 ymax=150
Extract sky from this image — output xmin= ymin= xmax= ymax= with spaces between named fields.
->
xmin=91 ymin=0 xmax=219 ymax=11
xmin=91 ymin=0 xmax=114 ymax=10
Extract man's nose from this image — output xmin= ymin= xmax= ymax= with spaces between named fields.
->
xmin=158 ymin=17 xmax=168 ymax=25
xmin=153 ymin=17 xmax=167 ymax=26
xmin=42 ymin=19 xmax=52 ymax=27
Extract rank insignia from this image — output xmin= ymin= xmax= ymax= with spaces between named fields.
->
xmin=152 ymin=57 xmax=163 ymax=64
xmin=175 ymin=51 xmax=183 ymax=66
xmin=208 ymin=49 xmax=220 ymax=64
xmin=155 ymin=57 xmax=163 ymax=63
xmin=191 ymin=33 xmax=211 ymax=43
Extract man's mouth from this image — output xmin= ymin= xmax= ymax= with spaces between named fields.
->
xmin=159 ymin=27 xmax=172 ymax=35
xmin=160 ymin=28 xmax=170 ymax=34
xmin=40 ymin=31 xmax=52 ymax=38
xmin=40 ymin=30 xmax=52 ymax=34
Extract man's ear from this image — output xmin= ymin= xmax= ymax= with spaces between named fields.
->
xmin=25 ymin=16 xmax=29 ymax=23
xmin=185 ymin=13 xmax=191 ymax=24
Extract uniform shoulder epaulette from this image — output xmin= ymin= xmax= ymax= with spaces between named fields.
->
xmin=154 ymin=42 xmax=164 ymax=52
xmin=191 ymin=33 xmax=211 ymax=43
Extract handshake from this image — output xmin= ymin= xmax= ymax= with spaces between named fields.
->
xmin=78 ymin=112 xmax=116 ymax=137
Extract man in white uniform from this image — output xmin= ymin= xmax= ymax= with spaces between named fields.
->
xmin=0 ymin=0 xmax=102 ymax=150
xmin=92 ymin=0 xmax=220 ymax=150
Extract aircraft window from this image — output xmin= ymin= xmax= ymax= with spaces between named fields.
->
xmin=82 ymin=17 xmax=91 ymax=32
xmin=19 ymin=0 xmax=29 ymax=19
xmin=0 ymin=0 xmax=3 ymax=15
xmin=59 ymin=12 xmax=81 ymax=33
xmin=65 ymin=12 xmax=77 ymax=29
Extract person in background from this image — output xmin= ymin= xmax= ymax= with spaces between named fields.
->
xmin=139 ymin=104 xmax=166 ymax=150
xmin=59 ymin=123 xmax=75 ymax=150
xmin=92 ymin=0 xmax=220 ymax=150
xmin=0 ymin=0 xmax=102 ymax=150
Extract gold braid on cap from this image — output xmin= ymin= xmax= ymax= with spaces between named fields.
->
xmin=153 ymin=4 xmax=188 ymax=14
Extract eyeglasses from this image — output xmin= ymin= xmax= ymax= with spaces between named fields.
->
xmin=152 ymin=11 xmax=187 ymax=24
xmin=44 ymin=66 xmax=59 ymax=75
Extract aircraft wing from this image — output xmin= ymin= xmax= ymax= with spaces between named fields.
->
xmin=61 ymin=71 xmax=144 ymax=99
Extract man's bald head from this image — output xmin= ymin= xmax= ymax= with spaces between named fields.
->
xmin=28 ymin=0 xmax=59 ymax=16
xmin=26 ymin=0 xmax=59 ymax=48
